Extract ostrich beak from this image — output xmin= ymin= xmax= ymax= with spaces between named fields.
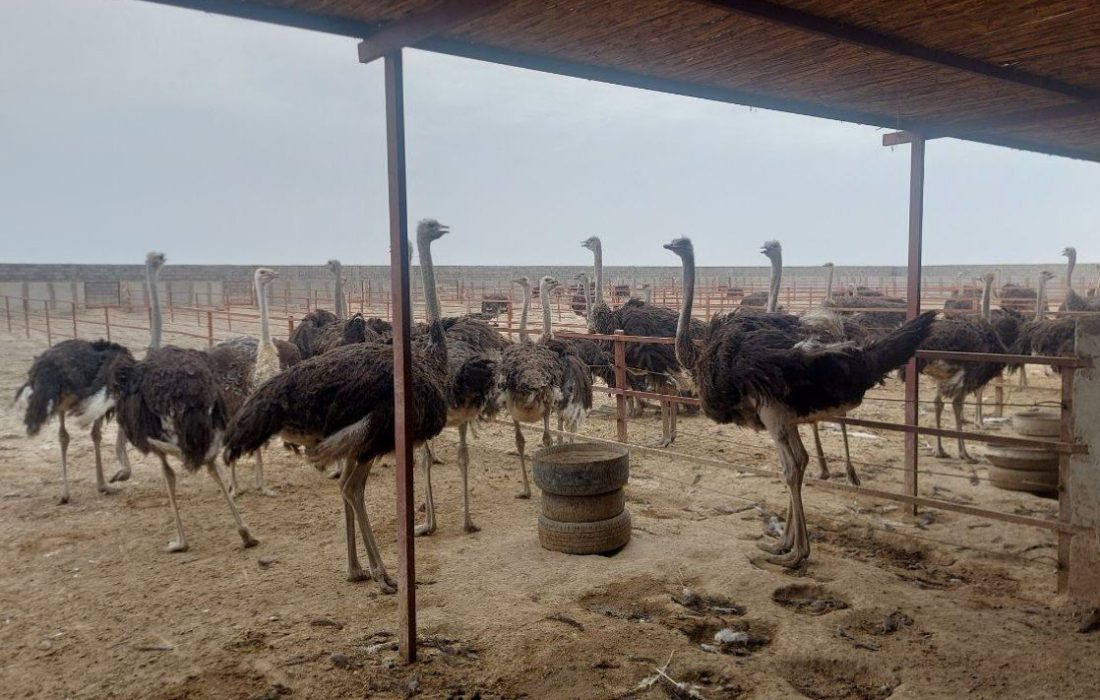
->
xmin=662 ymin=243 xmax=674 ymax=251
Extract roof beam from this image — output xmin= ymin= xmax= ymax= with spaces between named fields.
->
xmin=695 ymin=0 xmax=1100 ymax=100
xmin=357 ymin=0 xmax=510 ymax=64
xmin=141 ymin=0 xmax=380 ymax=37
xmin=883 ymin=100 xmax=1100 ymax=145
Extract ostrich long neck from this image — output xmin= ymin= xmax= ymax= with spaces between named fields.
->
xmin=540 ymin=282 xmax=554 ymax=342
xmin=980 ymin=277 xmax=992 ymax=321
xmin=580 ymin=275 xmax=592 ymax=316
xmin=517 ymin=284 xmax=531 ymax=343
xmin=592 ymin=242 xmax=604 ymax=307
xmin=418 ymin=238 xmax=442 ymax=323
xmin=1066 ymin=250 xmax=1076 ymax=296
xmin=332 ymin=263 xmax=346 ymax=320
xmin=256 ymin=275 xmax=271 ymax=347
xmin=147 ymin=262 xmax=162 ymax=351
xmin=1035 ymin=277 xmax=1048 ymax=321
xmin=766 ymin=253 xmax=782 ymax=313
xmin=824 ymin=266 xmax=835 ymax=305
xmin=675 ymin=250 xmax=698 ymax=370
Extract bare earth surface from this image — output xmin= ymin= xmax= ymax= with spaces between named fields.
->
xmin=2 ymin=321 xmax=1098 ymax=700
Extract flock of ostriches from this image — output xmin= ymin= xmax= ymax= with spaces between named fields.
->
xmin=16 ymin=223 xmax=1091 ymax=588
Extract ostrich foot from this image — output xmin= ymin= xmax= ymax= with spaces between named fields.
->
xmin=515 ymin=488 xmax=531 ymax=499
xmin=166 ymin=540 xmax=189 ymax=553
xmin=932 ymin=448 xmax=949 ymax=459
xmin=757 ymin=539 xmax=791 ymax=555
xmin=98 ymin=484 xmax=121 ymax=496
xmin=960 ymin=452 xmax=979 ymax=465
xmin=767 ymin=549 xmax=808 ymax=569
xmin=228 ymin=485 xmax=241 ymax=499
xmin=816 ymin=469 xmax=831 ymax=481
xmin=649 ymin=436 xmax=674 ymax=449
xmin=326 ymin=467 xmax=342 ymax=480
xmin=415 ymin=522 xmax=436 ymax=537
xmin=257 ymin=487 xmax=279 ymax=498
xmin=464 ymin=521 xmax=481 ymax=534
xmin=109 ymin=468 xmax=131 ymax=483
xmin=238 ymin=527 xmax=259 ymax=548
xmin=375 ymin=571 xmax=397 ymax=595
xmin=347 ymin=567 xmax=370 ymax=583
xmin=56 ymin=494 xmax=70 ymax=506
xmin=846 ymin=471 xmax=862 ymax=487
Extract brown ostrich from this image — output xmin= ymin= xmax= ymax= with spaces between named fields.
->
xmin=17 ymin=339 xmax=133 ymax=503
xmin=79 ymin=252 xmax=258 ymax=552
xmin=413 ymin=219 xmax=500 ymax=535
xmin=500 ymin=275 xmax=591 ymax=498
xmin=223 ymin=320 xmax=449 ymax=591
xmin=665 ymin=237 xmax=935 ymax=567
xmin=287 ymin=259 xmax=346 ymax=359
xmin=1015 ymin=271 xmax=1076 ymax=369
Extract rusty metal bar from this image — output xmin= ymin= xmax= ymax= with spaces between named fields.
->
xmin=1058 ymin=368 xmax=1074 ymax=591
xmin=104 ymin=306 xmax=111 ymax=342
xmin=613 ymin=330 xmax=628 ymax=442
xmin=71 ymin=301 xmax=78 ymax=340
xmin=206 ymin=311 xmax=214 ymax=347
xmin=903 ymin=134 xmax=925 ymax=515
xmin=838 ymin=417 xmax=1086 ymax=454
xmin=917 ymin=349 xmax=1090 ymax=368
xmin=5 ymin=296 xmax=10 ymax=333
xmin=23 ymin=296 xmax=30 ymax=339
xmin=44 ymin=301 xmax=52 ymax=346
xmin=384 ymin=50 xmax=417 ymax=664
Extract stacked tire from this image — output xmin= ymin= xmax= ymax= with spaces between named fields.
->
xmin=986 ymin=410 xmax=1059 ymax=497
xmin=533 ymin=444 xmax=632 ymax=554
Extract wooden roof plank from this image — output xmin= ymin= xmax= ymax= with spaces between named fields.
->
xmin=357 ymin=0 xmax=510 ymax=64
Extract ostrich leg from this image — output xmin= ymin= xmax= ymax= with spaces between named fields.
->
xmin=159 ymin=455 xmax=188 ymax=552
xmin=90 ymin=418 xmax=120 ymax=495
xmin=542 ymin=411 xmax=552 ymax=447
xmin=57 ymin=414 xmax=71 ymax=505
xmin=205 ymin=460 xmax=259 ymax=548
xmin=811 ymin=423 xmax=830 ymax=480
xmin=768 ymin=420 xmax=810 ymax=568
xmin=514 ymin=420 xmax=530 ymax=499
xmin=757 ymin=492 xmax=794 ymax=556
xmin=974 ymin=389 xmax=985 ymax=429
xmin=229 ymin=461 xmax=241 ymax=498
xmin=556 ymin=414 xmax=564 ymax=445
xmin=458 ymin=422 xmax=479 ymax=533
xmin=347 ymin=458 xmax=396 ymax=593
xmin=415 ymin=443 xmax=436 ymax=536
xmin=340 ymin=458 xmax=368 ymax=582
xmin=841 ymin=423 xmax=860 ymax=486
xmin=109 ymin=429 xmax=132 ymax=483
xmin=254 ymin=450 xmax=277 ymax=497
xmin=932 ymin=392 xmax=949 ymax=458
xmin=952 ymin=396 xmax=978 ymax=463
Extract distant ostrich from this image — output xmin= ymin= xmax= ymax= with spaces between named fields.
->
xmin=582 ymin=235 xmax=698 ymax=447
xmin=822 ymin=262 xmax=837 ymax=305
xmin=665 ymin=237 xmax=935 ymax=566
xmin=287 ymin=259 xmax=346 ymax=359
xmin=638 ymin=284 xmax=653 ymax=305
xmin=944 ymin=272 xmax=982 ymax=311
xmin=223 ymin=320 xmax=449 ymax=591
xmin=1060 ymin=246 xmax=1100 ymax=312
xmin=413 ymin=219 xmax=500 ymax=535
xmin=78 ymin=252 xmax=258 ymax=552
xmin=1015 ymin=271 xmax=1076 ymax=368
xmin=914 ymin=273 xmax=1017 ymax=462
xmin=16 ymin=339 xmax=133 ymax=503
xmin=499 ymin=276 xmax=590 ymax=498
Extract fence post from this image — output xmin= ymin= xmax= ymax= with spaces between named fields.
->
xmin=168 ymin=286 xmax=174 ymax=322
xmin=613 ymin=330 xmax=628 ymax=443
xmin=104 ymin=306 xmax=111 ymax=342
xmin=287 ymin=315 xmax=294 ymax=339
xmin=23 ymin=294 xmax=30 ymax=339
xmin=4 ymin=296 xmax=10 ymax=333
xmin=44 ymin=301 xmax=52 ymax=346
xmin=993 ymin=377 xmax=1004 ymax=418
xmin=1064 ymin=318 xmax=1100 ymax=604
xmin=206 ymin=311 xmax=214 ymax=347
xmin=71 ymin=301 xmax=78 ymax=340
xmin=226 ymin=308 xmax=232 ymax=332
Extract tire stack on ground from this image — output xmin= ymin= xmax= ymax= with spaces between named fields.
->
xmin=985 ymin=409 xmax=1059 ymax=497
xmin=533 ymin=443 xmax=632 ymax=554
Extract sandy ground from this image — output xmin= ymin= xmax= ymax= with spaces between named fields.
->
xmin=2 ymin=316 xmax=1098 ymax=700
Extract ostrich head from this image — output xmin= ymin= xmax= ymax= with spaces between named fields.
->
xmin=574 ymin=272 xmax=588 ymax=283
xmin=980 ymin=272 xmax=995 ymax=285
xmin=1040 ymin=270 xmax=1056 ymax=283
xmin=254 ymin=267 xmax=278 ymax=286
xmin=663 ymin=236 xmax=693 ymax=259
xmin=417 ymin=219 xmax=449 ymax=244
xmin=822 ymin=262 xmax=834 ymax=269
xmin=760 ymin=240 xmax=782 ymax=261
xmin=145 ymin=252 xmax=166 ymax=270
xmin=510 ymin=276 xmax=530 ymax=289
xmin=540 ymin=275 xmax=560 ymax=293
xmin=326 ymin=259 xmax=342 ymax=273
xmin=1062 ymin=246 xmax=1077 ymax=260
xmin=581 ymin=236 xmax=602 ymax=253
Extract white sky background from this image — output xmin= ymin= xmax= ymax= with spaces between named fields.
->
xmin=2 ymin=0 xmax=1098 ymax=267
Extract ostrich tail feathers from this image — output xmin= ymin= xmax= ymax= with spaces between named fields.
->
xmin=864 ymin=311 xmax=937 ymax=378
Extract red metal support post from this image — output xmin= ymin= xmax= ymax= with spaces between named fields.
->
xmin=71 ymin=301 xmax=78 ymax=340
xmin=383 ymin=49 xmax=418 ymax=664
xmin=903 ymin=134 xmax=926 ymax=516
xmin=206 ymin=311 xmax=214 ymax=347
xmin=104 ymin=306 xmax=111 ymax=342
xmin=613 ymin=330 xmax=628 ymax=442
xmin=1058 ymin=368 xmax=1074 ymax=591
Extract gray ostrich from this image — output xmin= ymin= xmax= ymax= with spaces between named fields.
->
xmin=1060 ymin=246 xmax=1100 ymax=312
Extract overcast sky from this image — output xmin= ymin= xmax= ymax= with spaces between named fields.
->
xmin=2 ymin=0 xmax=1098 ymax=268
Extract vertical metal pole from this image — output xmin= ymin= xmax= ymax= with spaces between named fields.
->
xmin=206 ymin=311 xmax=214 ymax=347
xmin=5 ymin=296 xmax=11 ymax=333
xmin=45 ymin=301 xmax=52 ymax=346
xmin=71 ymin=301 xmax=78 ymax=339
xmin=104 ymin=306 xmax=111 ymax=342
xmin=613 ymin=330 xmax=628 ymax=443
xmin=385 ymin=50 xmax=417 ymax=664
xmin=287 ymin=315 xmax=294 ymax=339
xmin=903 ymin=134 xmax=925 ymax=516
xmin=1057 ymin=368 xmax=1074 ymax=592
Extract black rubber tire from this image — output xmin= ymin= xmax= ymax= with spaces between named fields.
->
xmin=538 ymin=510 xmax=632 ymax=555
xmin=532 ymin=444 xmax=629 ymax=496
xmin=988 ymin=465 xmax=1058 ymax=496
xmin=541 ymin=489 xmax=626 ymax=523
xmin=1012 ymin=410 xmax=1060 ymax=438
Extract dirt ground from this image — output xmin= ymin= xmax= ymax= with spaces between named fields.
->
xmin=2 ymin=317 xmax=1099 ymax=700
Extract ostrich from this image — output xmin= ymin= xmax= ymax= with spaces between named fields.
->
xmin=665 ymin=237 xmax=935 ymax=567
xmin=582 ymin=235 xmax=697 ymax=447
xmin=822 ymin=262 xmax=836 ymax=305
xmin=915 ymin=273 xmax=1015 ymax=462
xmin=413 ymin=219 xmax=500 ymax=535
xmin=78 ymin=252 xmax=258 ymax=552
xmin=638 ymin=284 xmax=653 ymax=305
xmin=570 ymin=271 xmax=634 ymax=398
xmin=1060 ymin=246 xmax=1100 ymax=312
xmin=499 ymin=276 xmax=590 ymax=498
xmin=944 ymin=272 xmax=982 ymax=312
xmin=223 ymin=321 xmax=449 ymax=591
xmin=287 ymin=259 xmax=345 ymax=359
xmin=1015 ymin=271 xmax=1076 ymax=368
xmin=16 ymin=339 xmax=133 ymax=503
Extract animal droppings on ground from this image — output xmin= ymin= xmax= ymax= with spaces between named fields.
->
xmin=772 ymin=584 xmax=849 ymax=615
